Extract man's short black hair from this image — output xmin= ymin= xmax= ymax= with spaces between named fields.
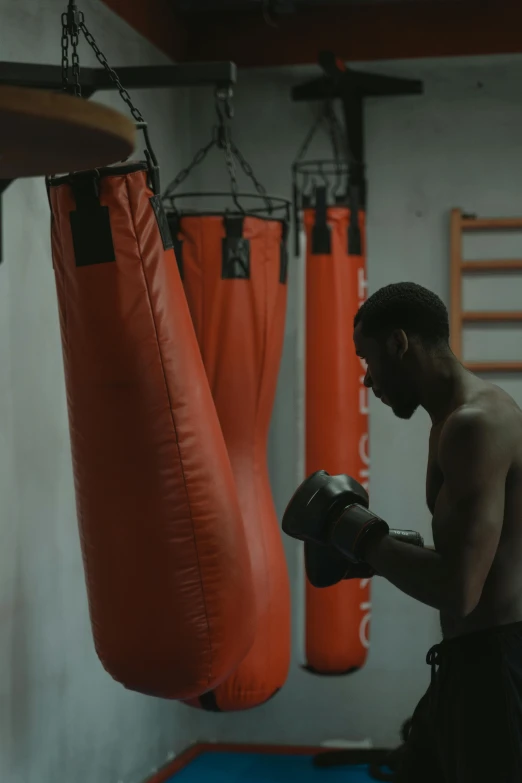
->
xmin=354 ymin=282 xmax=450 ymax=346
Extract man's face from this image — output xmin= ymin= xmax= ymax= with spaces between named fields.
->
xmin=353 ymin=322 xmax=420 ymax=420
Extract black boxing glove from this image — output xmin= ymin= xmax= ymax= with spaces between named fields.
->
xmin=342 ymin=560 xmax=376 ymax=580
xmin=329 ymin=503 xmax=389 ymax=564
xmin=282 ymin=470 xmax=369 ymax=546
xmin=306 ymin=530 xmax=425 ymax=588
xmin=283 ymin=471 xmax=424 ymax=586
xmin=284 ymin=471 xmax=370 ymax=588
xmin=305 ymin=542 xmax=347 ymax=588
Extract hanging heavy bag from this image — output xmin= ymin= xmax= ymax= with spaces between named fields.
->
xmin=48 ymin=6 xmax=256 ymax=700
xmin=164 ymin=98 xmax=292 ymax=710
xmin=303 ymin=197 xmax=371 ymax=674
xmin=292 ymin=102 xmax=371 ymax=675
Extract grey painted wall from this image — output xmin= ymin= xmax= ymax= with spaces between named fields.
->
xmin=2 ymin=3 xmax=522 ymax=780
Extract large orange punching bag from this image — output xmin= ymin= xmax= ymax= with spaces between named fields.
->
xmin=48 ymin=164 xmax=256 ymax=699
xmin=170 ymin=211 xmax=291 ymax=710
xmin=304 ymin=188 xmax=371 ymax=674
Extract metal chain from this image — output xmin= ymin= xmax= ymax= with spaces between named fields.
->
xmin=230 ymin=141 xmax=267 ymax=198
xmin=164 ymin=92 xmax=271 ymax=214
xmin=61 ymin=15 xmax=70 ymax=92
xmin=326 ymin=102 xmax=353 ymax=165
xmin=294 ymin=102 xmax=326 ymax=163
xmin=223 ymin=137 xmax=242 ymax=211
xmin=61 ymin=7 xmax=81 ymax=96
xmin=325 ymin=101 xmax=344 ymax=200
xmin=212 ymin=92 xmax=240 ymax=207
xmin=325 ymin=103 xmax=340 ymax=161
xmin=79 ymin=19 xmax=144 ymax=122
xmin=70 ymin=25 xmax=82 ymax=97
xmin=230 ymin=141 xmax=273 ymax=211
xmin=163 ymin=137 xmax=217 ymax=198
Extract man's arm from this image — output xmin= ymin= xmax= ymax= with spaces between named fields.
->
xmin=365 ymin=407 xmax=508 ymax=617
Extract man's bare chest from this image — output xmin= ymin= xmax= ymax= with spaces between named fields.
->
xmin=426 ymin=426 xmax=444 ymax=516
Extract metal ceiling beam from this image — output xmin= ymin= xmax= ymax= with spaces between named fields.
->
xmin=0 ymin=61 xmax=237 ymax=92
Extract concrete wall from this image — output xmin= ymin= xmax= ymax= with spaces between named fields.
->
xmin=181 ymin=54 xmax=522 ymax=748
xmin=2 ymin=2 xmax=522 ymax=780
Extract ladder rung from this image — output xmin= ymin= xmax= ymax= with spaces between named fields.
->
xmin=462 ymin=311 xmax=522 ymax=323
xmin=462 ymin=217 xmax=522 ymax=231
xmin=462 ymin=260 xmax=522 ymax=273
xmin=466 ymin=362 xmax=522 ymax=373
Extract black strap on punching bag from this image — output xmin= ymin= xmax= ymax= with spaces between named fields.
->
xmin=69 ymin=171 xmax=115 ymax=267
xmin=68 ymin=164 xmax=174 ymax=269
xmin=167 ymin=214 xmax=184 ymax=279
xmin=150 ymin=194 xmax=174 ymax=252
xmin=311 ymin=186 xmax=331 ymax=255
xmin=222 ymin=216 xmax=250 ymax=279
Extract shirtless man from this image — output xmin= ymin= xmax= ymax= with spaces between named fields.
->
xmin=285 ymin=282 xmax=522 ymax=781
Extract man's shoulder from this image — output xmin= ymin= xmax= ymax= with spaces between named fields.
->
xmin=440 ymin=391 xmax=520 ymax=466
xmin=441 ymin=405 xmax=492 ymax=449
xmin=446 ymin=384 xmax=518 ymax=435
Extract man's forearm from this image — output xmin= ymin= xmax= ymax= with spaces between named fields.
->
xmin=365 ymin=536 xmax=455 ymax=612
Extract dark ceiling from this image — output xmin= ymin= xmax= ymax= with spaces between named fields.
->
xmin=173 ymin=0 xmax=430 ymax=11
xmin=102 ymin=0 xmax=522 ymax=68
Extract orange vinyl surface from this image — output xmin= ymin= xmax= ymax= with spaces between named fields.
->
xmin=177 ymin=215 xmax=291 ymax=710
xmin=49 ymin=169 xmax=256 ymax=699
xmin=304 ymin=208 xmax=371 ymax=674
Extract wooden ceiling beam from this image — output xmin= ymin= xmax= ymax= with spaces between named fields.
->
xmin=183 ymin=0 xmax=522 ymax=66
xmin=101 ymin=0 xmax=188 ymax=62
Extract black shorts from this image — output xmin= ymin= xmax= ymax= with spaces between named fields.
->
xmin=395 ymin=621 xmax=522 ymax=783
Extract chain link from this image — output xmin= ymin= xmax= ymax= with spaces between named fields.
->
xmin=294 ymin=103 xmax=325 ymax=163
xmin=230 ymin=141 xmax=267 ymax=196
xmin=294 ymin=100 xmax=350 ymax=165
xmin=61 ymin=6 xmax=143 ymax=117
xmin=230 ymin=141 xmax=273 ymax=211
xmin=61 ymin=15 xmax=70 ymax=92
xmin=223 ymin=138 xmax=241 ymax=210
xmin=164 ymin=93 xmax=272 ymax=214
xmin=163 ymin=138 xmax=217 ymax=199
xmin=326 ymin=101 xmax=352 ymax=165
xmin=70 ymin=27 xmax=82 ymax=97
xmin=79 ymin=20 xmax=144 ymax=122
xmin=61 ymin=8 xmax=81 ymax=96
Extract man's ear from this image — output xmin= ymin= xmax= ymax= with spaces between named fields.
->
xmin=387 ymin=329 xmax=409 ymax=359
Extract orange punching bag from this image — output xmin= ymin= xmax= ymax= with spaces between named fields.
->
xmin=304 ymin=188 xmax=371 ymax=674
xmin=48 ymin=164 xmax=257 ymax=699
xmin=170 ymin=209 xmax=292 ymax=710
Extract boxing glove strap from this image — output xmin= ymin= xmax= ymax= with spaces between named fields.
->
xmin=342 ymin=530 xmax=424 ymax=580
xmin=329 ymin=504 xmax=389 ymax=562
xmin=388 ymin=529 xmax=424 ymax=549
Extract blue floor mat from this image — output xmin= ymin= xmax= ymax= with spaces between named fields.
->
xmin=167 ymin=751 xmax=381 ymax=782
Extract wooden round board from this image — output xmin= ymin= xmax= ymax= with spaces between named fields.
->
xmin=0 ymin=86 xmax=136 ymax=178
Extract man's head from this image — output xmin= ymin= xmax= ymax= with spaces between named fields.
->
xmin=353 ymin=282 xmax=450 ymax=419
